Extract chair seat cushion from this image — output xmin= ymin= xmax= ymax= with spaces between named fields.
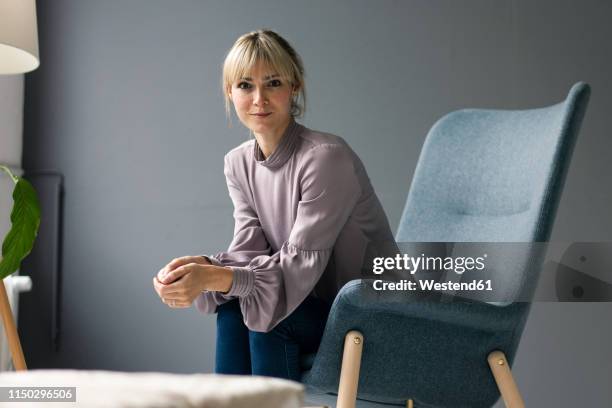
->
xmin=302 ymin=280 xmax=531 ymax=407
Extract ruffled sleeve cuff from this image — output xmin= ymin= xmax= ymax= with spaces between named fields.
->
xmin=226 ymin=266 xmax=254 ymax=297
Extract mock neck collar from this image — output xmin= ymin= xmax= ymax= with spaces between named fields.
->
xmin=253 ymin=120 xmax=302 ymax=169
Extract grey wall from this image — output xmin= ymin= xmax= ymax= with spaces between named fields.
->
xmin=19 ymin=0 xmax=612 ymax=405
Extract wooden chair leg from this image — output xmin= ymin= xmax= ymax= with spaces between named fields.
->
xmin=0 ymin=279 xmax=27 ymax=371
xmin=336 ymin=330 xmax=364 ymax=408
xmin=487 ymin=351 xmax=525 ymax=408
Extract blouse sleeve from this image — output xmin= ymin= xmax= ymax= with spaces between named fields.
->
xmin=194 ymin=154 xmax=272 ymax=313
xmin=220 ymin=144 xmax=361 ymax=332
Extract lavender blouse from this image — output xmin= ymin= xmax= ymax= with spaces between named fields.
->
xmin=195 ymin=120 xmax=395 ymax=332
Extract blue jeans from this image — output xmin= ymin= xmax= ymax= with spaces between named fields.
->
xmin=215 ymin=296 xmax=331 ymax=381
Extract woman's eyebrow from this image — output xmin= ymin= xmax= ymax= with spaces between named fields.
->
xmin=239 ymin=74 xmax=280 ymax=81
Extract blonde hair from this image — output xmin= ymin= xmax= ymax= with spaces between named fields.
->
xmin=222 ymin=29 xmax=306 ymax=119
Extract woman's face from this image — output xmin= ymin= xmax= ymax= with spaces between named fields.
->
xmin=229 ymin=61 xmax=294 ymax=138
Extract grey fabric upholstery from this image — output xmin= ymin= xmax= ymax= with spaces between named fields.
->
xmin=302 ymin=83 xmax=591 ymax=407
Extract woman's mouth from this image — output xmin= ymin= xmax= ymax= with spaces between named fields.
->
xmin=250 ymin=112 xmax=272 ymax=117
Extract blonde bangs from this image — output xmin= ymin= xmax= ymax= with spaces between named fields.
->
xmin=223 ymin=37 xmax=295 ymax=91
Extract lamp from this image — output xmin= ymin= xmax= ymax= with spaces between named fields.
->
xmin=0 ymin=0 xmax=40 ymax=372
xmin=0 ymin=0 xmax=39 ymax=74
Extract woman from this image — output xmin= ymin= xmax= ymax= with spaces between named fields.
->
xmin=153 ymin=29 xmax=394 ymax=380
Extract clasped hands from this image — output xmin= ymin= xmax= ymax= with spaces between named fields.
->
xmin=152 ymin=255 xmax=233 ymax=309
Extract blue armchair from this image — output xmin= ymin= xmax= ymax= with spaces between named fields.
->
xmin=302 ymin=82 xmax=591 ymax=407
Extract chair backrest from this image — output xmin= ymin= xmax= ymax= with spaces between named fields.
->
xmin=395 ymin=83 xmax=590 ymax=303
xmin=397 ymin=82 xmax=590 ymax=243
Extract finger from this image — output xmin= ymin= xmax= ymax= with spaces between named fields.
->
xmin=160 ymin=263 xmax=195 ymax=284
xmin=160 ymin=288 xmax=184 ymax=299
xmin=152 ymin=277 xmax=165 ymax=294
xmin=158 ymin=257 xmax=187 ymax=280
xmin=174 ymin=303 xmax=190 ymax=308
xmin=170 ymin=301 xmax=191 ymax=308
xmin=164 ymin=298 xmax=190 ymax=308
xmin=158 ymin=256 xmax=199 ymax=281
xmin=159 ymin=274 xmax=196 ymax=296
xmin=158 ymin=281 xmax=183 ymax=297
xmin=154 ymin=278 xmax=180 ymax=301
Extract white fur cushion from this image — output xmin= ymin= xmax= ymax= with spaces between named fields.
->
xmin=0 ymin=370 xmax=303 ymax=407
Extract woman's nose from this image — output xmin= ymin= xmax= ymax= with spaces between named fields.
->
xmin=253 ymin=88 xmax=268 ymax=106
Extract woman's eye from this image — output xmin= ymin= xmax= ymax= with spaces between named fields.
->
xmin=237 ymin=82 xmax=252 ymax=89
xmin=267 ymin=79 xmax=282 ymax=87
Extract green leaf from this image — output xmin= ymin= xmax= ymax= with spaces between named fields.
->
xmin=0 ymin=173 xmax=41 ymax=280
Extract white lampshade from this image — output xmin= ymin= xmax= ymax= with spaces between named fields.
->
xmin=0 ymin=0 xmax=39 ymax=74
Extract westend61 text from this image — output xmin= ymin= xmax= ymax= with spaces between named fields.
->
xmin=373 ymin=279 xmax=493 ymax=291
